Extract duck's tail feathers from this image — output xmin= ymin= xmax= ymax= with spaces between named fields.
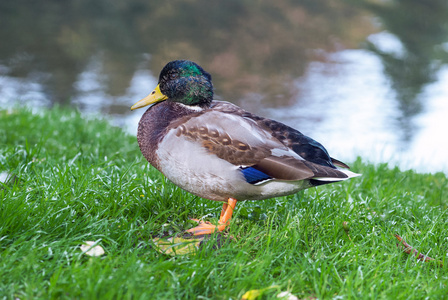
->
xmin=312 ymin=168 xmax=361 ymax=182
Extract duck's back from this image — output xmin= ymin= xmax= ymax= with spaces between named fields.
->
xmin=208 ymin=101 xmax=345 ymax=169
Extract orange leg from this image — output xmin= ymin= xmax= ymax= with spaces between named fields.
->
xmin=187 ymin=198 xmax=237 ymax=235
xmin=220 ymin=202 xmax=229 ymax=218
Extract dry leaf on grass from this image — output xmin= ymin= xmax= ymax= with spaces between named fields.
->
xmin=153 ymin=233 xmax=231 ymax=256
xmin=152 ymin=236 xmax=202 ymax=256
xmin=394 ymin=234 xmax=443 ymax=267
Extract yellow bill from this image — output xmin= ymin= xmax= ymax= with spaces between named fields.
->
xmin=131 ymin=84 xmax=168 ymax=110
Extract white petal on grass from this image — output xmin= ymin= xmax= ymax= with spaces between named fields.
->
xmin=0 ymin=172 xmax=9 ymax=183
xmin=80 ymin=241 xmax=105 ymax=257
xmin=277 ymin=291 xmax=298 ymax=300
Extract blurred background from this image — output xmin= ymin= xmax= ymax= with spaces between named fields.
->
xmin=1 ymin=0 xmax=448 ymax=173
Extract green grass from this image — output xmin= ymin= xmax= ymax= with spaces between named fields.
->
xmin=0 ymin=107 xmax=447 ymax=299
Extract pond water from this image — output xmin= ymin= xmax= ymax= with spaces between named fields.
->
xmin=1 ymin=0 xmax=447 ymax=173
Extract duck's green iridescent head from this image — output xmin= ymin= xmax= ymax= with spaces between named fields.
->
xmin=131 ymin=60 xmax=214 ymax=110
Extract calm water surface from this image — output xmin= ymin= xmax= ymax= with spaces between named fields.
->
xmin=1 ymin=1 xmax=447 ymax=173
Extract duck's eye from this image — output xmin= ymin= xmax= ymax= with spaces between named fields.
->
xmin=170 ymin=73 xmax=177 ymax=80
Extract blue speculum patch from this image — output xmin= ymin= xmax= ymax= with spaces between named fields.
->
xmin=240 ymin=166 xmax=271 ymax=184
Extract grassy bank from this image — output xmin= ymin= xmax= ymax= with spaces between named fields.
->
xmin=1 ymin=107 xmax=447 ymax=299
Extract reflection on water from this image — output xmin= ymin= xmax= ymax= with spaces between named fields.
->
xmin=361 ymin=0 xmax=448 ymax=143
xmin=0 ymin=0 xmax=370 ymax=105
xmin=1 ymin=0 xmax=448 ymax=173
xmin=268 ymin=43 xmax=448 ymax=173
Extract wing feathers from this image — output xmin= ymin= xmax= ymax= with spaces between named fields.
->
xmin=330 ymin=157 xmax=350 ymax=169
xmin=254 ymin=156 xmax=314 ymax=181
xmin=253 ymin=156 xmax=349 ymax=181
xmin=170 ymin=101 xmax=356 ymax=183
xmin=240 ymin=167 xmax=272 ymax=184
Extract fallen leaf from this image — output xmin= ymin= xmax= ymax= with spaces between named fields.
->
xmin=394 ymin=234 xmax=443 ymax=267
xmin=153 ymin=236 xmax=203 ymax=256
xmin=80 ymin=241 xmax=105 ymax=257
xmin=241 ymin=289 xmax=262 ymax=300
xmin=241 ymin=286 xmax=279 ymax=300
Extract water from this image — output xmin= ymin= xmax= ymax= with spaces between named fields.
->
xmin=1 ymin=0 xmax=447 ymax=173
xmin=267 ymin=38 xmax=448 ymax=173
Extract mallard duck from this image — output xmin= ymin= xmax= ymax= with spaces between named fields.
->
xmin=131 ymin=60 xmax=359 ymax=235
